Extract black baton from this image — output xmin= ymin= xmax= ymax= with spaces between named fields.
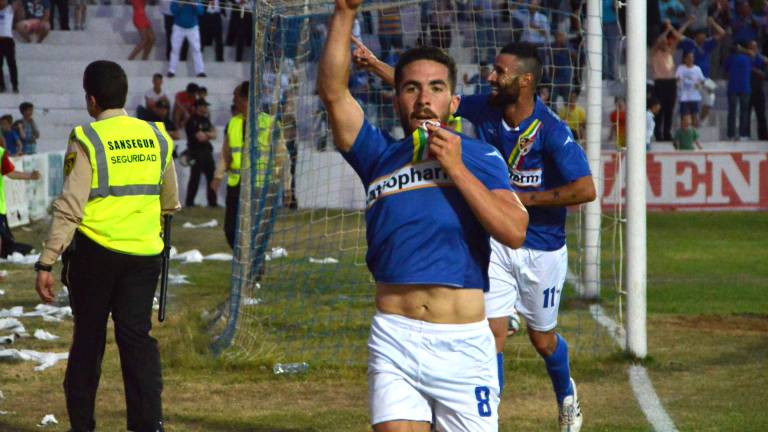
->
xmin=159 ymin=214 xmax=172 ymax=322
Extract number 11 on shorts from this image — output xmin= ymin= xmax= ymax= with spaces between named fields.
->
xmin=543 ymin=287 xmax=556 ymax=308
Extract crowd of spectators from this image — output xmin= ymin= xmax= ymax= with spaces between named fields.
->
xmin=0 ymin=101 xmax=39 ymax=155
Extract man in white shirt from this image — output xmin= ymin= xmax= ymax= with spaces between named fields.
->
xmin=675 ymin=50 xmax=705 ymax=127
xmin=647 ymin=97 xmax=661 ymax=151
xmin=145 ymin=73 xmax=169 ymax=113
xmin=0 ymin=0 xmax=20 ymax=93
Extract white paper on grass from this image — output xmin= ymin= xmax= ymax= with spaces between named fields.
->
xmin=38 ymin=414 xmax=58 ymax=426
xmin=267 ymin=247 xmax=288 ymax=260
xmin=23 ymin=304 xmax=72 ymax=321
xmin=242 ymin=297 xmax=262 ymax=306
xmin=203 ymin=253 xmax=233 ymax=261
xmin=308 ymin=257 xmax=339 ymax=264
xmin=0 ymin=334 xmax=16 ymax=344
xmin=0 ymin=252 xmax=40 ymax=265
xmin=172 ymin=249 xmax=204 ymax=263
xmin=0 ymin=289 xmax=5 ymax=296
xmin=0 ymin=270 xmax=8 ymax=278
xmin=0 ymin=349 xmax=68 ymax=371
xmin=0 ymin=307 xmax=23 ymax=318
xmin=33 ymin=330 xmax=59 ymax=341
xmin=168 ymin=273 xmax=190 ymax=284
xmin=182 ymin=219 xmax=219 ymax=229
xmin=0 ymin=318 xmax=26 ymax=334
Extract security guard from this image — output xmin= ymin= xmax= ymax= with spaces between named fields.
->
xmin=34 ymin=60 xmax=179 ymax=432
xmin=212 ymin=81 xmax=278 ymax=249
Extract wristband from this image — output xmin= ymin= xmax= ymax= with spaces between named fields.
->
xmin=34 ymin=261 xmax=53 ymax=272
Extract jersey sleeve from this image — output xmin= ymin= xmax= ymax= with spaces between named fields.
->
xmin=340 ymin=118 xmax=390 ymax=187
xmin=455 ymin=94 xmax=491 ymax=125
xmin=544 ymin=122 xmax=591 ymax=183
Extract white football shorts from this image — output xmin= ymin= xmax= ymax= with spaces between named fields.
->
xmin=368 ymin=312 xmax=500 ymax=431
xmin=484 ymin=238 xmax=568 ymax=332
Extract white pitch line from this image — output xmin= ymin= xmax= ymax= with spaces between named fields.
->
xmin=567 ymin=271 xmax=678 ymax=432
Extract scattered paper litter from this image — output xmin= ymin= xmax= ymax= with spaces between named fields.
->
xmin=0 ymin=307 xmax=24 ymax=318
xmin=169 ymin=246 xmax=178 ymax=258
xmin=38 ymin=414 xmax=58 ymax=426
xmin=182 ymin=219 xmax=219 ymax=229
xmin=0 ymin=389 xmax=5 ymax=399
xmin=23 ymin=305 xmax=72 ymax=322
xmin=0 ymin=289 xmax=5 ymax=296
xmin=265 ymin=247 xmax=288 ymax=260
xmin=203 ymin=253 xmax=232 ymax=261
xmin=243 ymin=297 xmax=262 ymax=306
xmin=0 ymin=318 xmax=26 ymax=334
xmin=0 ymin=334 xmax=16 ymax=344
xmin=55 ymin=287 xmax=69 ymax=307
xmin=172 ymin=249 xmax=204 ymax=263
xmin=0 ymin=270 xmax=8 ymax=278
xmin=0 ymin=349 xmax=68 ymax=371
xmin=169 ymin=273 xmax=191 ymax=284
xmin=152 ymin=297 xmax=159 ymax=311
xmin=33 ymin=330 xmax=59 ymax=341
xmin=1 ymin=252 xmax=40 ymax=265
xmin=0 ymin=411 xmax=9 ymax=415
xmin=308 ymin=257 xmax=339 ymax=264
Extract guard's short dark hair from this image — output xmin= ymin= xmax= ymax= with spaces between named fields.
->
xmin=186 ymin=82 xmax=199 ymax=94
xmin=238 ymin=81 xmax=249 ymax=98
xmin=83 ymin=60 xmax=127 ymax=110
xmin=0 ymin=114 xmax=12 ymax=123
xmin=19 ymin=102 xmax=33 ymax=113
xmin=394 ymin=46 xmax=457 ymax=93
xmin=499 ymin=42 xmax=543 ymax=87
xmin=153 ymin=73 xmax=163 ymax=80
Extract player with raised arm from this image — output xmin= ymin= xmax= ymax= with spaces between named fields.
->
xmin=318 ymin=1 xmax=529 ymax=431
xmin=353 ymin=39 xmax=596 ymax=432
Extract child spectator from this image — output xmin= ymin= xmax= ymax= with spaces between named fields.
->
xmin=610 ymin=96 xmax=626 ymax=148
xmin=673 ymin=114 xmax=702 ymax=150
xmin=0 ymin=115 xmax=21 ymax=155
xmin=646 ymin=97 xmax=661 ymax=151
xmin=724 ymin=44 xmax=753 ymax=140
xmin=13 ymin=102 xmax=39 ymax=155
xmin=676 ymin=51 xmax=705 ymax=127
xmin=558 ymin=89 xmax=586 ymax=141
xmin=145 ymin=73 xmax=169 ymax=114
xmin=173 ymin=82 xmax=199 ymax=129
xmin=15 ymin=0 xmax=50 ymax=43
xmin=678 ymin=17 xmax=726 ymax=121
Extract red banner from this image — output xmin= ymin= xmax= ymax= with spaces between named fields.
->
xmin=601 ymin=152 xmax=768 ymax=211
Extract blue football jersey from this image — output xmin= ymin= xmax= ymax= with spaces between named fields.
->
xmin=342 ymin=119 xmax=512 ymax=291
xmin=456 ymin=94 xmax=591 ymax=251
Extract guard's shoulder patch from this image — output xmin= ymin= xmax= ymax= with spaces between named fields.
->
xmin=63 ymin=152 xmax=76 ymax=177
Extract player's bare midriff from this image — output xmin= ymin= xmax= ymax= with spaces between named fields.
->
xmin=375 ymin=283 xmax=486 ymax=324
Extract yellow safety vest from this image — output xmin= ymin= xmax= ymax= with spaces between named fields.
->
xmin=72 ymin=116 xmax=173 ymax=255
xmin=227 ymin=112 xmax=275 ymax=187
xmin=0 ymin=147 xmax=6 ymax=216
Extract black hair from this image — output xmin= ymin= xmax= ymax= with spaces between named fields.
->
xmin=394 ymin=46 xmax=457 ymax=93
xmin=83 ymin=60 xmax=128 ymax=110
xmin=499 ymin=42 xmax=543 ymax=87
xmin=238 ymin=81 xmax=249 ymax=98
xmin=0 ymin=115 xmax=12 ymax=123
xmin=153 ymin=73 xmax=163 ymax=80
xmin=19 ymin=102 xmax=33 ymax=114
xmin=186 ymin=82 xmax=199 ymax=93
xmin=647 ymin=96 xmax=660 ymax=108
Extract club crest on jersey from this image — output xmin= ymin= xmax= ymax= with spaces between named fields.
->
xmin=507 ymin=119 xmax=542 ymax=171
xmin=510 ymin=168 xmax=542 ymax=187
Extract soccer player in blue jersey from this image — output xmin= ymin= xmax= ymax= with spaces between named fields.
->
xmin=318 ymin=1 xmax=529 ymax=431
xmin=353 ymin=40 xmax=596 ymax=431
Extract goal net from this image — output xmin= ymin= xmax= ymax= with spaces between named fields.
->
xmin=210 ymin=0 xmax=625 ymax=367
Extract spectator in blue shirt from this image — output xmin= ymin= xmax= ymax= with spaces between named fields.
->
xmin=549 ymin=31 xmax=575 ymax=111
xmin=167 ymin=0 xmax=205 ymax=78
xmin=747 ymin=40 xmax=768 ymax=140
xmin=0 ymin=115 xmax=21 ymax=155
xmin=724 ymin=44 xmax=753 ymax=140
xmin=602 ymin=0 xmax=620 ymax=80
xmin=462 ymin=63 xmax=491 ymax=95
xmin=731 ymin=1 xmax=759 ymax=46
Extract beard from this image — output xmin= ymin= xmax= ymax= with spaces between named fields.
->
xmin=489 ymin=86 xmax=519 ymax=107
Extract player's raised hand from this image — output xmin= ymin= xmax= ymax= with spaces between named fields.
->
xmin=425 ymin=123 xmax=464 ymax=176
xmin=335 ymin=0 xmax=363 ymax=11
xmin=352 ymin=35 xmax=378 ymax=70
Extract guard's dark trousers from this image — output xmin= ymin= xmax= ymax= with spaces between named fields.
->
xmin=62 ymin=231 xmax=163 ymax=432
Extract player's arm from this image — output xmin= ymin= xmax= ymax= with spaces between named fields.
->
xmin=516 ymin=175 xmax=595 ymax=207
xmin=316 ymin=0 xmax=365 ymax=153
xmin=351 ymin=35 xmax=395 ymax=87
xmin=426 ymin=124 xmax=528 ymax=248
